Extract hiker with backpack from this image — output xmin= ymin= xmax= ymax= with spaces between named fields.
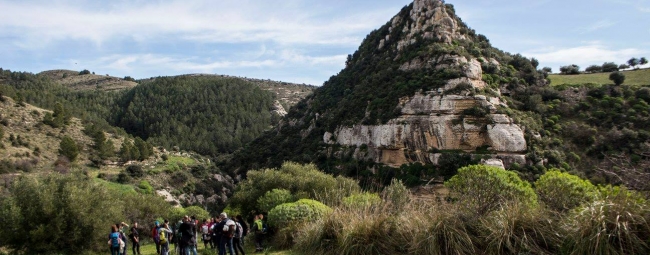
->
xmin=158 ymin=220 xmax=173 ymax=255
xmin=179 ymin=215 xmax=197 ymax=255
xmin=109 ymin=225 xmax=125 ymax=255
xmin=214 ymin=213 xmax=236 ymax=255
xmin=210 ymin=217 xmax=221 ymax=249
xmin=152 ymin=221 xmax=161 ymax=255
xmin=201 ymin=219 xmax=213 ymax=249
xmin=252 ymin=214 xmax=266 ymax=253
xmin=233 ymin=215 xmax=246 ymax=255
xmin=129 ymin=222 xmax=141 ymax=255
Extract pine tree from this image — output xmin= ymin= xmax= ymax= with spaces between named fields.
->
xmin=59 ymin=136 xmax=79 ymax=162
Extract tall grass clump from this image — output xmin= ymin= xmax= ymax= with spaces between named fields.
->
xmin=477 ymin=203 xmax=562 ymax=254
xmin=294 ymin=203 xmax=414 ymax=255
xmin=408 ymin=204 xmax=477 ymax=255
xmin=562 ymin=185 xmax=650 ymax=255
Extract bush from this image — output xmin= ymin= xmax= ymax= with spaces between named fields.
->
xmin=58 ymin=136 xmax=79 ymax=162
xmin=138 ymin=180 xmax=153 ymax=194
xmin=609 ymin=71 xmax=625 ymax=86
xmin=267 ymin=199 xmax=332 ymax=228
xmin=79 ymin=69 xmax=91 ymax=75
xmin=126 ymin=165 xmax=144 ymax=178
xmin=601 ymin=62 xmax=619 ymax=72
xmin=257 ymin=189 xmax=295 ymax=213
xmin=0 ymin=174 xmax=123 ymax=253
xmin=560 ymin=65 xmax=580 ymax=75
xmin=585 ymin=65 xmax=602 ymax=73
xmin=230 ymin=162 xmax=360 ymax=215
xmin=563 ymin=186 xmax=650 ymax=254
xmin=445 ymin=165 xmax=537 ymax=215
xmin=534 ymin=170 xmax=597 ymax=212
xmin=184 ymin=206 xmax=210 ymax=221
xmin=342 ymin=192 xmax=382 ymax=209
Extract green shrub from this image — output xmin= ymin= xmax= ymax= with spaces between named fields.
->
xmin=58 ymin=136 xmax=79 ymax=162
xmin=231 ymin=162 xmax=360 ymax=214
xmin=267 ymin=199 xmax=332 ymax=227
xmin=445 ymin=165 xmax=537 ymax=215
xmin=184 ymin=206 xmax=210 ymax=221
xmin=126 ymin=165 xmax=144 ymax=178
xmin=342 ymin=192 xmax=382 ymax=209
xmin=0 ymin=173 xmax=122 ymax=253
xmin=563 ymin=185 xmax=650 ymax=254
xmin=534 ymin=170 xmax=597 ymax=212
xmin=138 ymin=180 xmax=153 ymax=194
xmin=257 ymin=189 xmax=295 ymax=213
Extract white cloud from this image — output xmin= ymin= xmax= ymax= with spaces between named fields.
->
xmin=523 ymin=42 xmax=647 ymax=69
xmin=579 ymin=20 xmax=617 ymax=34
xmin=0 ymin=0 xmax=395 ymax=47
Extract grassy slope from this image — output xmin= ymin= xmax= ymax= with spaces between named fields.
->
xmin=549 ymin=68 xmax=650 ymax=86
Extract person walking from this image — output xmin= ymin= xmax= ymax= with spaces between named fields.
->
xmin=252 ymin=215 xmax=265 ymax=253
xmin=130 ymin=222 xmax=141 ymax=255
xmin=159 ymin=221 xmax=173 ymax=255
xmin=233 ymin=216 xmax=246 ymax=255
xmin=152 ymin=221 xmax=161 ymax=255
xmin=215 ymin=213 xmax=235 ymax=255
xmin=179 ymin=216 xmax=198 ymax=255
xmin=109 ymin=225 xmax=124 ymax=255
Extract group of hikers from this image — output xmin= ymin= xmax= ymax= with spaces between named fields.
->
xmin=108 ymin=213 xmax=268 ymax=255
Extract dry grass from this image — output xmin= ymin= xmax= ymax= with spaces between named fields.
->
xmin=549 ymin=68 xmax=650 ymax=86
xmin=39 ymin=69 xmax=138 ymax=92
xmin=0 ymin=96 xmax=95 ymax=171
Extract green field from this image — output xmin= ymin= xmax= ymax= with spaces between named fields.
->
xmin=549 ymin=68 xmax=650 ymax=86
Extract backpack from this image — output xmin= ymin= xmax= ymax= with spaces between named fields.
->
xmin=152 ymin=227 xmax=160 ymax=244
xmin=110 ymin=232 xmax=120 ymax=248
xmin=159 ymin=228 xmax=167 ymax=245
xmin=234 ymin=222 xmax=243 ymax=239
xmin=222 ymin=219 xmax=236 ymax=238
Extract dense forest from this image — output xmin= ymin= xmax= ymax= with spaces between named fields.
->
xmin=0 ymin=70 xmax=277 ymax=156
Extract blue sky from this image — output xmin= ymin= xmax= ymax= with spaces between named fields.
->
xmin=0 ymin=0 xmax=648 ymax=85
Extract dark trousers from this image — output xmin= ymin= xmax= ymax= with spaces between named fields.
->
xmin=255 ymin=234 xmax=264 ymax=251
xmin=233 ymin=238 xmax=245 ymax=255
xmin=219 ymin=237 xmax=234 ymax=255
xmin=132 ymin=241 xmax=140 ymax=255
xmin=110 ymin=246 xmax=121 ymax=255
xmin=156 ymin=243 xmax=161 ymax=255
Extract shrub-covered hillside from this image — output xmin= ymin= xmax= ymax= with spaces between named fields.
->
xmin=226 ymin=1 xmax=546 ymax=179
xmin=0 ymin=69 xmax=280 ymax=156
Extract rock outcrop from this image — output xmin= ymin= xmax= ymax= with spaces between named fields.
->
xmin=381 ymin=0 xmax=466 ymax=51
xmin=324 ymin=90 xmax=526 ymax=167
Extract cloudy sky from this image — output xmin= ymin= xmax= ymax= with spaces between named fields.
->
xmin=0 ymin=0 xmax=648 ymax=85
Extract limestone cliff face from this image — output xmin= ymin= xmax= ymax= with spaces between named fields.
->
xmin=324 ymin=92 xmax=526 ymax=167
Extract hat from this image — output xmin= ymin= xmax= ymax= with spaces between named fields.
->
xmin=155 ymin=221 xmax=160 ymax=226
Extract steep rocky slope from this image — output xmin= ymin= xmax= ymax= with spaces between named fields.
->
xmin=227 ymin=0 xmax=545 ymax=182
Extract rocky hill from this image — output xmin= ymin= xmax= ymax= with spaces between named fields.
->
xmin=39 ymin=69 xmax=138 ymax=91
xmin=226 ymin=0 xmax=546 ymax=184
